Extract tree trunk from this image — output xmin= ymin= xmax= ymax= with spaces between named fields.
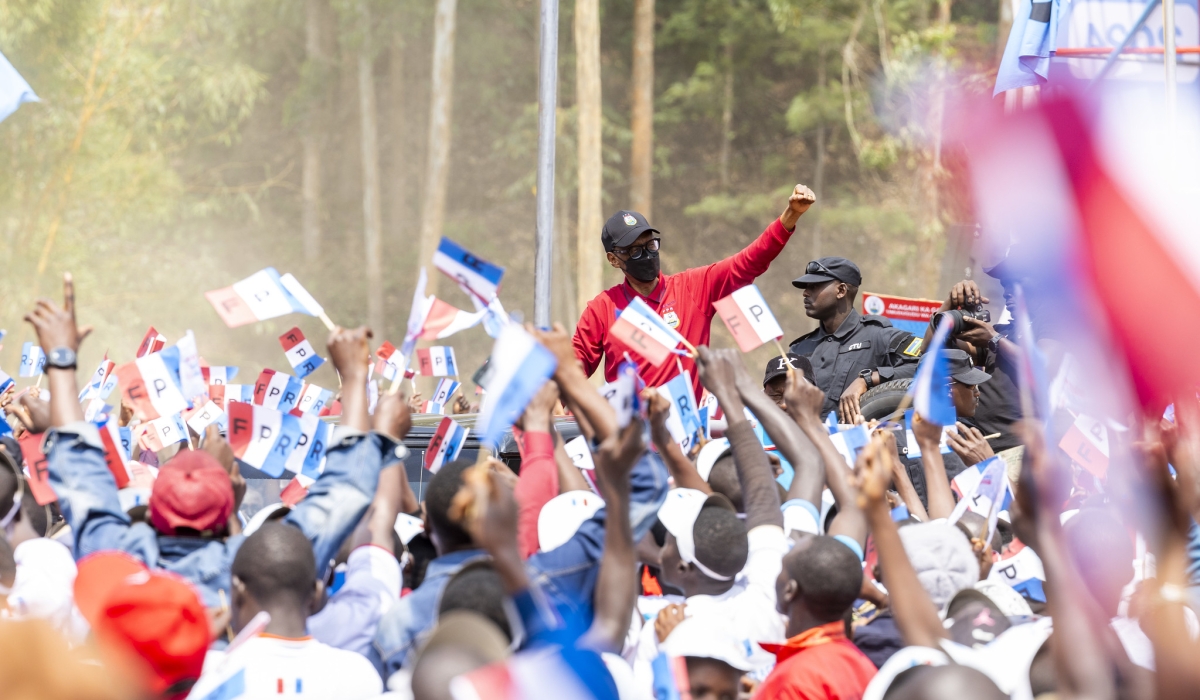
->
xmin=388 ymin=32 xmax=412 ymax=250
xmin=812 ymin=51 xmax=827 ymax=260
xmin=718 ymin=41 xmax=734 ymax=192
xmin=575 ymin=0 xmax=603 ymax=314
xmin=419 ymin=0 xmax=458 ymax=297
xmin=302 ymin=0 xmax=330 ymax=263
xmin=358 ymin=3 xmax=384 ymax=334
xmin=629 ymin=0 xmax=655 ymax=218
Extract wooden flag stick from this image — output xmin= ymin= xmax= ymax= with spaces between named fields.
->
xmin=772 ymin=338 xmax=795 ymax=382
xmin=318 ymin=311 xmax=337 ymax=332
xmin=387 ymin=375 xmax=404 ymax=395
xmin=679 ymin=338 xmax=699 ymax=359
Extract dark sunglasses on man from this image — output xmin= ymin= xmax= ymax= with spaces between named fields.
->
xmin=613 ymin=238 xmax=661 ymax=260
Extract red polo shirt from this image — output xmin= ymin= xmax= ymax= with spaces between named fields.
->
xmin=756 ymin=621 xmax=878 ymax=700
xmin=572 ymin=217 xmax=795 ymax=396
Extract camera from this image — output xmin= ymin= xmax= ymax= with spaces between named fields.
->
xmin=930 ymin=303 xmax=991 ymax=335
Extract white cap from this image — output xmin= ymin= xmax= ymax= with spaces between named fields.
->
xmin=243 ymin=503 xmax=288 ymax=536
xmin=861 ymin=645 xmax=951 ymax=700
xmin=395 ymin=513 xmax=426 ymax=545
xmin=656 ymin=488 xmax=735 ymax=581
xmin=694 ymin=439 xmax=730 ymax=482
xmin=538 ymin=491 xmax=604 ymax=552
xmin=117 ymin=487 xmax=152 ymax=514
xmin=660 ymin=612 xmax=755 ymax=671
xmin=8 ymin=539 xmax=81 ymax=638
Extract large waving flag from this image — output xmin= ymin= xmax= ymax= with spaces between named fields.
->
xmin=908 ymin=315 xmax=956 ymax=426
xmin=425 ymin=416 xmax=469 ymax=473
xmin=476 ymin=325 xmax=558 ymax=447
xmin=433 ymin=237 xmax=506 ymax=303
xmin=205 ymin=268 xmax=323 ymax=328
xmin=0 ymin=50 xmax=38 ymax=123
xmin=712 ymin=284 xmax=785 ymax=352
xmin=611 ymin=297 xmax=688 ymax=367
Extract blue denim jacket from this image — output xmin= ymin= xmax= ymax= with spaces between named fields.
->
xmin=372 ymin=448 xmax=669 ymax=678
xmin=45 ymin=421 xmax=392 ymax=609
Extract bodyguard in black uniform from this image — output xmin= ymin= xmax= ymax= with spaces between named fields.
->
xmin=788 ymin=257 xmax=922 ymax=422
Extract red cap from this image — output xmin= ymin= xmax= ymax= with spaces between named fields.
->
xmin=149 ymin=449 xmax=234 ymax=536
xmin=74 ymin=552 xmax=212 ymax=699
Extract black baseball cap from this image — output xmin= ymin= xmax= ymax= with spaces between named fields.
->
xmin=792 ymin=257 xmax=862 ymax=289
xmin=945 ymin=349 xmax=991 ymax=386
xmin=763 ymin=353 xmax=816 ymax=386
xmin=602 ymin=210 xmax=658 ymax=252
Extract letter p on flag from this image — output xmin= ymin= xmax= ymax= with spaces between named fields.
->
xmin=279 ymin=327 xmax=326 ymax=378
xmin=713 ymin=284 xmax=784 ymax=353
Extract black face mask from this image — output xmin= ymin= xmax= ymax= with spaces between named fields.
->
xmin=624 ymin=252 xmax=660 ymax=282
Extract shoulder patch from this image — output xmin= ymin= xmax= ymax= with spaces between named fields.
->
xmin=902 ymin=337 xmax=923 ymax=357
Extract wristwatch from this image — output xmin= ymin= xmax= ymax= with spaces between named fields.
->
xmin=859 ymin=368 xmax=875 ymax=388
xmin=986 ymin=333 xmax=1002 ymax=355
xmin=46 ymin=347 xmax=77 ymax=370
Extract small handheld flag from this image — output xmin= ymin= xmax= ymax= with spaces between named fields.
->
xmin=79 ymin=357 xmax=115 ymax=401
xmin=205 ymin=268 xmax=327 ymax=328
xmin=139 ymin=414 xmax=189 ymax=452
xmin=908 ymin=315 xmax=956 ymax=426
xmin=296 ymin=383 xmax=334 ymax=416
xmin=947 ymin=455 xmax=1011 ymax=544
xmin=713 ymin=284 xmax=785 ymax=352
xmin=425 ymin=417 xmax=469 ymax=473
xmin=202 ymin=366 xmax=239 ymax=386
xmin=421 ymin=297 xmax=487 ymax=339
xmin=279 ymin=327 xmax=326 ymax=378
xmin=430 ymin=378 xmax=461 ymax=406
xmin=416 ymin=347 xmax=457 ymax=376
xmin=185 ymin=400 xmax=224 ymax=435
xmin=374 ymin=341 xmax=403 ymax=381
xmin=174 ymin=331 xmax=207 ymax=401
xmin=252 ymin=369 xmax=305 ymax=413
xmin=115 ymin=353 xmax=188 ymax=421
xmin=19 ymin=343 xmax=45 ymax=377
xmin=610 ymin=297 xmax=692 ymax=366
xmin=476 ymin=325 xmax=558 ymax=448
xmin=136 ymin=327 xmax=167 ymax=358
xmin=656 ymin=371 xmax=704 ymax=452
xmin=600 ymin=360 xmax=641 ymax=428
xmin=226 ymin=402 xmax=310 ymax=478
xmin=433 ymin=237 xmax=506 ymax=303
xmin=0 ymin=368 xmax=14 ymax=395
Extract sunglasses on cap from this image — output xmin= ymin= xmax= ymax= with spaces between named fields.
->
xmin=613 ymin=238 xmax=661 ymax=260
xmin=806 ymin=260 xmax=837 ymax=277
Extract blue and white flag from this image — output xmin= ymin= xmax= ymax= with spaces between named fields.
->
xmin=19 ymin=343 xmax=45 ymax=377
xmin=205 ymin=366 xmax=239 ymax=386
xmin=948 ymin=455 xmax=1012 ymax=544
xmin=79 ymin=357 xmax=116 ymax=401
xmin=0 ymin=50 xmax=38 ymax=124
xmin=988 ymin=544 xmax=1046 ymax=603
xmin=296 ymin=383 xmax=333 ymax=416
xmin=0 ymin=368 xmax=13 ymax=394
xmin=433 ymin=237 xmax=506 ymax=304
xmin=829 ymin=424 xmax=871 ymax=468
xmin=430 ymin=378 xmax=461 ymax=407
xmin=825 ymin=411 xmax=839 ymax=434
xmin=656 ymin=371 xmax=704 ymax=452
xmin=476 ymin=325 xmax=558 ymax=448
xmin=909 ymin=316 xmax=956 ymax=426
xmin=994 ymin=0 xmax=1061 ymax=95
xmin=284 ymin=412 xmax=330 ymax=479
xmin=222 ymin=384 xmax=255 ymax=405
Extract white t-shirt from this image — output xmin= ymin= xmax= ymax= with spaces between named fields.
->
xmin=631 ymin=525 xmax=788 ymax=690
xmin=186 ymin=635 xmax=382 ymax=700
xmin=4 ymin=538 xmax=88 ymax=642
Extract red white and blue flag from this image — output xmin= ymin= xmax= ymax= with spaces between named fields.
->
xmin=138 ymin=413 xmax=188 ymax=452
xmin=185 ymin=400 xmax=224 ymax=435
xmin=416 ymin=347 xmax=457 ymax=376
xmin=374 ymin=341 xmax=403 ymax=381
xmin=115 ymin=352 xmax=188 ymax=421
xmin=79 ymin=356 xmax=116 ymax=401
xmin=713 ymin=284 xmax=785 ymax=353
xmin=205 ymin=268 xmax=323 ymax=328
xmin=136 ymin=326 xmax=166 ymax=358
xmin=226 ymin=402 xmax=321 ymax=478
xmin=295 ymin=383 xmax=334 ymax=416
xmin=433 ymin=237 xmax=506 ymax=304
xmin=252 ymin=369 xmax=305 ymax=413
xmin=278 ymin=327 xmax=325 ymax=378
xmin=202 ymin=365 xmax=239 ymax=386
xmin=425 ymin=417 xmax=469 ymax=474
xmin=610 ymin=297 xmax=688 ymax=367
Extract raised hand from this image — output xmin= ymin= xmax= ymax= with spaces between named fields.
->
xmin=946 ymin=422 xmax=994 ymax=466
xmin=373 ymin=388 xmax=413 ymax=442
xmin=24 ymin=273 xmax=93 ymax=355
xmin=326 ymin=326 xmax=372 ymax=382
xmin=654 ymin=603 xmax=687 ymax=643
xmin=594 ymin=417 xmax=646 ymax=489
xmin=945 ymin=279 xmax=989 ymax=310
xmin=784 ymin=372 xmax=827 ymax=426
xmin=780 ymin=184 xmax=817 ymax=231
xmin=695 ymin=346 xmax=745 ymax=413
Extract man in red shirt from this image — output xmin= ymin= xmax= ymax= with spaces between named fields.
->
xmin=756 ymin=535 xmax=877 ymax=699
xmin=572 ymin=185 xmax=816 ymax=396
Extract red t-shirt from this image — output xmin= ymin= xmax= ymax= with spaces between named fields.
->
xmin=756 ymin=621 xmax=878 ymax=700
xmin=572 ymin=218 xmax=795 ymax=397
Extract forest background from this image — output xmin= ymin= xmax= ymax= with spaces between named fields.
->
xmin=0 ymin=0 xmax=1008 ymax=394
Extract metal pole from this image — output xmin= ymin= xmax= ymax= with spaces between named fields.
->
xmin=1164 ymin=0 xmax=1178 ymax=134
xmin=534 ymin=0 xmax=559 ymax=328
